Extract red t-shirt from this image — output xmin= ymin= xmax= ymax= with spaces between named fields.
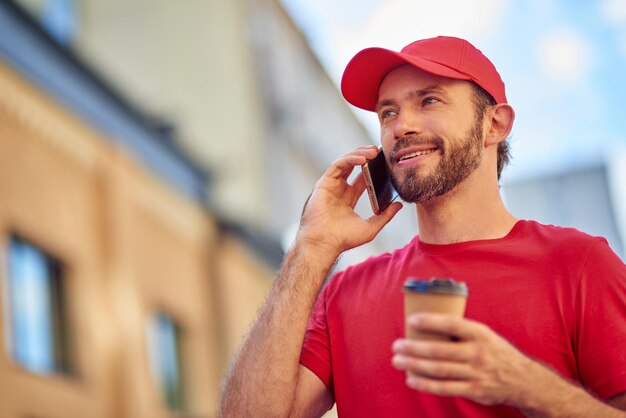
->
xmin=300 ymin=220 xmax=626 ymax=417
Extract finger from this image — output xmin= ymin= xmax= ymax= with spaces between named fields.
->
xmin=366 ymin=201 xmax=403 ymax=229
xmin=407 ymin=314 xmax=483 ymax=341
xmin=353 ymin=145 xmax=380 ymax=155
xmin=392 ymin=339 xmax=474 ymax=362
xmin=324 ymin=146 xmax=379 ymax=179
xmin=343 ymin=145 xmax=379 ymax=161
xmin=392 ymin=355 xmax=475 ymax=380
xmin=350 ymin=172 xmax=366 ymax=189
xmin=341 ymin=146 xmax=381 ymax=181
xmin=324 ymin=154 xmax=367 ymax=180
xmin=348 ymin=173 xmax=367 ymax=206
xmin=405 ymin=375 xmax=474 ymax=398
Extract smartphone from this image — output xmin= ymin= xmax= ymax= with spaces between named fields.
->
xmin=362 ymin=148 xmax=398 ymax=214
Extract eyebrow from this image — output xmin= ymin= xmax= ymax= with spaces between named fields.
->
xmin=375 ymin=84 xmax=447 ymax=112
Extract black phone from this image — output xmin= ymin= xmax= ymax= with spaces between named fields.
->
xmin=362 ymin=148 xmax=398 ymax=214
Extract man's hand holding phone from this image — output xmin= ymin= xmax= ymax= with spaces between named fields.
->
xmin=362 ymin=147 xmax=399 ymax=215
xmin=297 ymin=146 xmax=403 ymax=259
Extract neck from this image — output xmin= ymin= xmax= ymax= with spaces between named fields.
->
xmin=415 ymin=171 xmax=518 ymax=245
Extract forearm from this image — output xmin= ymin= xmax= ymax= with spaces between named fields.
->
xmin=517 ymin=359 xmax=626 ymax=418
xmin=219 ymin=240 xmax=338 ymax=417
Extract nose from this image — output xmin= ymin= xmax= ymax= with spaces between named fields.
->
xmin=393 ymin=111 xmax=421 ymax=140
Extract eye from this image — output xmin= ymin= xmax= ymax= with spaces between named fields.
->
xmin=379 ymin=109 xmax=398 ymax=120
xmin=422 ymin=97 xmax=441 ymax=106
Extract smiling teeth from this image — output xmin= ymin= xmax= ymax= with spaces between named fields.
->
xmin=401 ymin=149 xmax=436 ymax=161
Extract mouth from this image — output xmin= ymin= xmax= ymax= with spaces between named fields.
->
xmin=393 ymin=146 xmax=439 ymax=165
xmin=399 ymin=148 xmax=437 ymax=161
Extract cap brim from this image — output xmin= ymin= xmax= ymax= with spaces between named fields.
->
xmin=340 ymin=47 xmax=472 ymax=112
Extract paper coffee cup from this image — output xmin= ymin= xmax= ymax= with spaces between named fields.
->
xmin=403 ymin=278 xmax=468 ymax=341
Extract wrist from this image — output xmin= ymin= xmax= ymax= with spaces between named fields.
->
xmin=513 ymin=360 xmax=600 ymax=418
xmin=293 ymin=229 xmax=343 ymax=263
xmin=512 ymin=360 xmax=559 ymax=415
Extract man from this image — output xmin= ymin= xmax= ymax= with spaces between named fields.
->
xmin=219 ymin=36 xmax=626 ymax=417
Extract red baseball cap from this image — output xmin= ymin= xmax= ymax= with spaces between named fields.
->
xmin=341 ymin=36 xmax=507 ymax=111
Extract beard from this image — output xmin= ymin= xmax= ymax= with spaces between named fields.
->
xmin=389 ymin=116 xmax=484 ymax=204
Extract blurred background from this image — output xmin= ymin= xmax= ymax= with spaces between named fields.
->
xmin=0 ymin=0 xmax=624 ymax=417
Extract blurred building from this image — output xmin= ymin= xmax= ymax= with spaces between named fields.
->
xmin=0 ymin=1 xmax=281 ymax=417
xmin=503 ymin=163 xmax=626 ymax=258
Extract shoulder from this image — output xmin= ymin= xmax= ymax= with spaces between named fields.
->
xmin=517 ymin=220 xmax=625 ymax=277
xmin=518 ymin=220 xmax=607 ymax=252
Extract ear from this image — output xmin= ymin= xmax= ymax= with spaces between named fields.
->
xmin=484 ymin=104 xmax=515 ymax=146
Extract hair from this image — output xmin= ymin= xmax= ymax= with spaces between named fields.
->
xmin=470 ymin=82 xmax=511 ymax=180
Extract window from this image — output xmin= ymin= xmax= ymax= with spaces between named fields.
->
xmin=3 ymin=235 xmax=71 ymax=375
xmin=147 ymin=311 xmax=185 ymax=411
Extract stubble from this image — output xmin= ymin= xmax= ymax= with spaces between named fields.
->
xmin=389 ymin=117 xmax=484 ymax=204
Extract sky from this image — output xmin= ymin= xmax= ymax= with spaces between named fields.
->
xmin=280 ymin=0 xmax=626 ymax=184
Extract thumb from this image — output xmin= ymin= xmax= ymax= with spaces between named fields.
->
xmin=366 ymin=202 xmax=403 ymax=232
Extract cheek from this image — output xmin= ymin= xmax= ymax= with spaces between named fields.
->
xmin=433 ymin=111 xmax=474 ymax=134
xmin=426 ymin=116 xmax=456 ymax=134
